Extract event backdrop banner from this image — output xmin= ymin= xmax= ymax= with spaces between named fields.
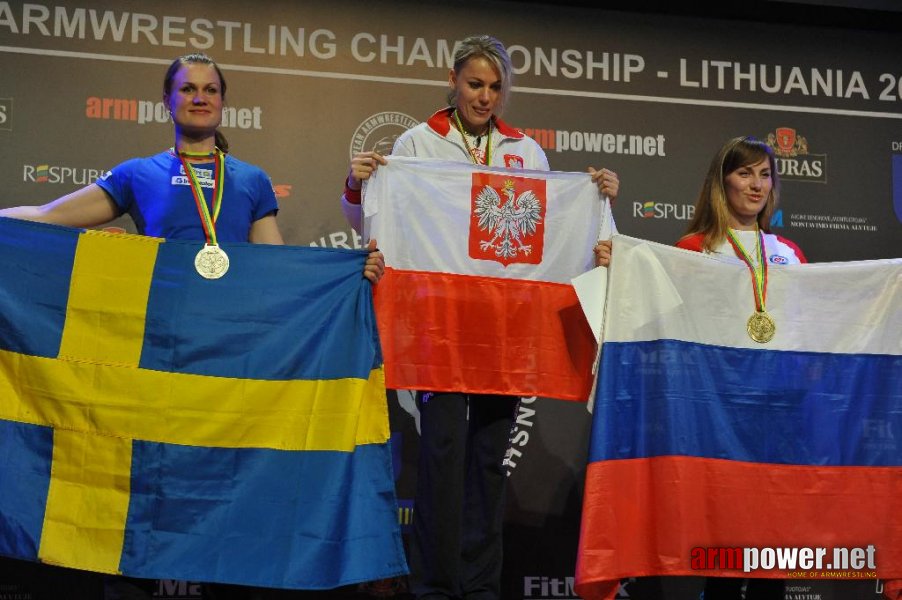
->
xmin=1 ymin=1 xmax=900 ymax=599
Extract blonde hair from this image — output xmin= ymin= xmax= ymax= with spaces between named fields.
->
xmin=680 ymin=136 xmax=780 ymax=252
xmin=446 ymin=35 xmax=513 ymax=114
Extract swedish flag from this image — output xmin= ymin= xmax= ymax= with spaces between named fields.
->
xmin=0 ymin=218 xmax=407 ymax=589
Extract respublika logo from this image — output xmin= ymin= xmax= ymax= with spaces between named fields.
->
xmin=85 ymin=96 xmax=262 ymax=130
xmin=765 ymin=127 xmax=827 ymax=183
xmin=23 ymin=163 xmax=106 ymax=185
xmin=0 ymin=97 xmax=11 ymax=131
xmin=632 ymin=200 xmax=695 ymax=220
xmin=349 ymin=111 xmax=418 ymax=159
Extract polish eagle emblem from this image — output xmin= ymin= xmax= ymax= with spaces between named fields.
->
xmin=473 ymin=179 xmax=543 ymax=260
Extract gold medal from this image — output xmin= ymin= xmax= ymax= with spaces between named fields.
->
xmin=194 ymin=244 xmax=229 ymax=279
xmin=747 ymin=310 xmax=775 ymax=343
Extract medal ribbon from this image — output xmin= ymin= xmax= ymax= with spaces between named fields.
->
xmin=726 ymin=226 xmax=769 ymax=312
xmin=176 ymin=149 xmax=225 ymax=246
xmin=453 ymin=109 xmax=493 ymax=166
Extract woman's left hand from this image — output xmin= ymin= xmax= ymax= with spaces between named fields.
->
xmin=589 ymin=167 xmax=619 ymax=201
xmin=364 ymin=238 xmax=385 ymax=283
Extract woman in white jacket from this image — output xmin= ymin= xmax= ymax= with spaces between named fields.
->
xmin=340 ymin=35 xmax=619 ymax=600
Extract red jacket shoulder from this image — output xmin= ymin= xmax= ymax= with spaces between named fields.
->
xmin=775 ymin=235 xmax=808 ymax=263
xmin=675 ymin=233 xmax=704 ymax=253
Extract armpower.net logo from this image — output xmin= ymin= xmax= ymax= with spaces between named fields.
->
xmin=691 ymin=545 xmax=877 ymax=578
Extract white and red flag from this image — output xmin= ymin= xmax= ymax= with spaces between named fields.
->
xmin=363 ymin=156 xmax=616 ymax=400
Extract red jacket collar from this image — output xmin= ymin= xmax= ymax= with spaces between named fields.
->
xmin=426 ymin=107 xmax=523 ymax=139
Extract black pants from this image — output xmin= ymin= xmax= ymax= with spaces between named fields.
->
xmin=409 ymin=392 xmax=518 ymax=600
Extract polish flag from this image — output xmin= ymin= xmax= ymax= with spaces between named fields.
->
xmin=363 ymin=156 xmax=616 ymax=401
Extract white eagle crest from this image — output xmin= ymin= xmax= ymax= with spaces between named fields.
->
xmin=473 ymin=179 xmax=543 ymax=260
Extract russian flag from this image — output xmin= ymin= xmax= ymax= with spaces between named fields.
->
xmin=576 ymin=236 xmax=902 ymax=600
xmin=0 ymin=217 xmax=407 ymax=589
xmin=363 ymin=156 xmax=616 ymax=401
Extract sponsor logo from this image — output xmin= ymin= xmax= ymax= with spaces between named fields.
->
xmin=273 ymin=184 xmax=292 ymax=199
xmin=523 ymin=575 xmax=637 ymax=599
xmin=772 ymin=127 xmax=805 ymax=156
xmin=0 ymin=97 xmax=11 ymax=131
xmin=0 ymin=583 xmax=32 ymax=600
xmin=784 ymin=585 xmax=825 ymax=600
xmin=523 ymin=576 xmax=577 ymax=599
xmin=154 ymin=580 xmax=202 ymax=598
xmin=171 ymin=164 xmax=214 ymax=188
xmin=523 ymin=127 xmax=666 ymax=156
xmin=23 ymin=163 xmax=106 ymax=185
xmin=862 ymin=418 xmax=895 ymax=440
xmin=787 ymin=213 xmax=877 ymax=232
xmin=770 ymin=208 xmax=784 ymax=228
xmin=632 ymin=201 xmax=695 ymax=220
xmin=862 ymin=417 xmax=897 ymax=453
xmin=349 ymin=111 xmax=418 ymax=159
xmin=470 ymin=174 xmax=546 ymax=266
xmin=505 ymin=396 xmax=537 ymax=475
xmin=85 ymin=96 xmax=262 ymax=129
xmin=765 ymin=127 xmax=827 ymax=183
xmin=308 ymin=229 xmax=367 ymax=250
xmin=615 ymin=579 xmax=635 ymax=599
xmin=690 ymin=545 xmax=877 ymax=577
xmin=770 ymin=255 xmax=788 ymax=265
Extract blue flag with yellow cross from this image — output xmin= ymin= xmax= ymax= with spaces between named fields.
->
xmin=0 ymin=217 xmax=407 ymax=589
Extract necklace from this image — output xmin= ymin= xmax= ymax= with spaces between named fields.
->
xmin=453 ymin=110 xmax=492 ymax=165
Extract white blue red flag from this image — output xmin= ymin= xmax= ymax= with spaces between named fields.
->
xmin=576 ymin=235 xmax=901 ymax=599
